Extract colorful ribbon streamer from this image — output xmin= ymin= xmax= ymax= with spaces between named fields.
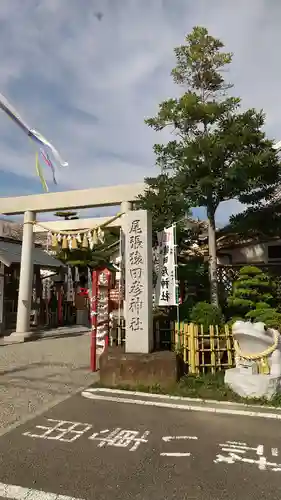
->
xmin=40 ymin=148 xmax=57 ymax=185
xmin=31 ymin=129 xmax=68 ymax=168
xmin=35 ymin=152 xmax=49 ymax=192
xmin=0 ymin=92 xmax=68 ymax=168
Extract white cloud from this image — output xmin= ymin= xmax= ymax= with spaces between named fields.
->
xmin=0 ymin=0 xmax=279 ymax=223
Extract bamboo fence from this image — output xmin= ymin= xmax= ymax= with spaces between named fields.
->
xmin=166 ymin=321 xmax=235 ymax=374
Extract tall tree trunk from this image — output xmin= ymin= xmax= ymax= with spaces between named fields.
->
xmin=207 ymin=211 xmax=218 ymax=306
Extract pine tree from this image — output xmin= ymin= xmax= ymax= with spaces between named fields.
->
xmin=145 ymin=26 xmax=281 ymax=305
xmin=55 ymin=211 xmax=79 ymax=220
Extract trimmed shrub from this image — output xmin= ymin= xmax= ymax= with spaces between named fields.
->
xmin=227 ymin=266 xmax=275 ymax=316
xmin=190 ymin=301 xmax=224 ymax=333
xmin=227 ymin=266 xmax=281 ymax=329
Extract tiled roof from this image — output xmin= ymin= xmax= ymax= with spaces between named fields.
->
xmin=0 ymin=239 xmax=63 ymax=268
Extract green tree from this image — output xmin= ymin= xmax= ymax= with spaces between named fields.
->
xmin=137 ymin=172 xmax=209 ymax=318
xmin=145 ymin=26 xmax=281 ymax=305
xmin=55 ymin=211 xmax=79 ymax=220
xmin=229 ymin=201 xmax=281 ymax=239
xmin=136 ymin=172 xmax=204 ymax=263
xmin=227 ymin=266 xmax=276 ymax=319
xmin=137 ymin=171 xmax=207 ymax=291
xmin=137 ymin=173 xmax=190 ymax=237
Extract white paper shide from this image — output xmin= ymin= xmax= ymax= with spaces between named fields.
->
xmin=155 ymin=225 xmax=177 ymax=306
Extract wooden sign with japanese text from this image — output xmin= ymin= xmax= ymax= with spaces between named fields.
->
xmin=155 ymin=225 xmax=177 ymax=306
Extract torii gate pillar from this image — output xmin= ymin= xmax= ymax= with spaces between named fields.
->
xmin=14 ymin=210 xmax=35 ymax=340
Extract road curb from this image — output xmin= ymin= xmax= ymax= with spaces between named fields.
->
xmin=81 ymin=387 xmax=281 ymax=420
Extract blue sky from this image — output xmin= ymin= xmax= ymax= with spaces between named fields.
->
xmin=0 ymin=0 xmax=280 ymax=225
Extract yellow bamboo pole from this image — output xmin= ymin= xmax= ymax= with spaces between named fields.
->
xmin=200 ymin=324 xmax=204 ymax=373
xmin=183 ymin=321 xmax=188 ymax=364
xmin=216 ymin=323 xmax=222 ymax=371
xmin=194 ymin=324 xmax=200 ymax=374
xmin=189 ymin=323 xmax=196 ymax=374
xmin=209 ymin=325 xmax=216 ymax=374
xmin=187 ymin=321 xmax=192 ymax=369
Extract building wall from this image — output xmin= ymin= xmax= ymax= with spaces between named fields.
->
xmin=0 ymin=220 xmax=22 ymax=240
xmin=217 ymin=239 xmax=281 ymax=265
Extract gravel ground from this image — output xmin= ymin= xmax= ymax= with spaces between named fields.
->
xmin=0 ymin=333 xmax=98 ymax=435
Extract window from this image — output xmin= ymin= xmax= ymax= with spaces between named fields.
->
xmin=268 ymin=245 xmax=281 ymax=260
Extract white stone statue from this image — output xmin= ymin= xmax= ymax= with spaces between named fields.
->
xmin=225 ymin=321 xmax=281 ymax=400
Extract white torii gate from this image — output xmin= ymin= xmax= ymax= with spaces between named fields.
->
xmin=0 ymin=182 xmax=153 ymax=353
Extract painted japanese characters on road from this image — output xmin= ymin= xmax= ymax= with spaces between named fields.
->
xmin=215 ymin=440 xmax=280 ymax=471
xmin=23 ymin=419 xmax=281 ymax=472
xmin=23 ymin=419 xmax=149 ymax=451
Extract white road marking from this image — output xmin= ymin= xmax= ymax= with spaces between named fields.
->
xmin=162 ymin=436 xmax=198 ymax=442
xmin=225 ymin=441 xmax=247 ymax=445
xmin=160 ymin=452 xmax=191 ymax=457
xmin=161 ymin=436 xmax=198 ymax=457
xmin=0 ymin=481 xmax=84 ymax=499
xmin=81 ymin=388 xmax=281 ymax=420
xmin=23 ymin=419 xmax=92 ymax=442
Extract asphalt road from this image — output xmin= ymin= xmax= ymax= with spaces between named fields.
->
xmin=0 ymin=394 xmax=281 ymax=499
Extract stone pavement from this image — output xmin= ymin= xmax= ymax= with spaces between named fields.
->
xmin=1 ymin=324 xmax=90 ymax=344
xmin=0 ymin=332 xmax=98 ymax=435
